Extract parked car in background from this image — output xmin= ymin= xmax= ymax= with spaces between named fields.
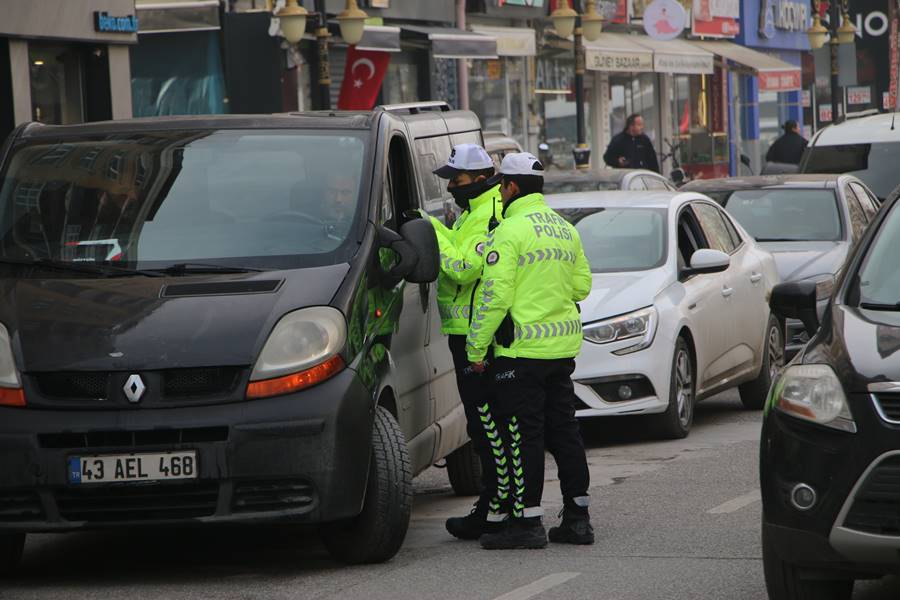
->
xmin=483 ymin=130 xmax=522 ymax=169
xmin=544 ymin=168 xmax=676 ymax=195
xmin=683 ymin=175 xmax=880 ymax=356
xmin=762 ymin=190 xmax=900 ymax=600
xmin=0 ymin=103 xmax=481 ymax=572
xmin=547 ymin=191 xmax=781 ymax=439
xmin=800 ymin=112 xmax=900 ymax=202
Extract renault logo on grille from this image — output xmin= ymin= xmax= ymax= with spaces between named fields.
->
xmin=123 ymin=374 xmax=146 ymax=403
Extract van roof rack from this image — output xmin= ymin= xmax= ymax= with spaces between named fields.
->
xmin=378 ymin=101 xmax=451 ymax=115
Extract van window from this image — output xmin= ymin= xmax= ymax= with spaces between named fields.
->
xmin=0 ymin=130 xmax=366 ymax=270
xmin=414 ymin=136 xmax=452 ymax=216
xmin=450 ymin=131 xmax=482 ymax=147
xmin=804 ymin=143 xmax=900 ymax=201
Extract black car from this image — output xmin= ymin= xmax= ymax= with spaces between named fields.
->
xmin=0 ymin=104 xmax=483 ymax=571
xmin=762 ymin=190 xmax=900 ymax=598
xmin=683 ymin=175 xmax=882 ymax=357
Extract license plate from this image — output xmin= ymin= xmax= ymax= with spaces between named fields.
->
xmin=68 ymin=451 xmax=198 ymax=485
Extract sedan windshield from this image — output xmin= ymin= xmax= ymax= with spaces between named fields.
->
xmin=556 ymin=207 xmax=667 ymax=273
xmin=853 ymin=201 xmax=900 ymax=308
xmin=719 ymin=189 xmax=842 ymax=242
xmin=0 ymin=130 xmax=367 ymax=272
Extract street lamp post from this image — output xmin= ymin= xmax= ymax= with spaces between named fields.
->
xmin=807 ymin=0 xmax=856 ymax=124
xmin=551 ymin=1 xmax=603 ymax=169
xmin=314 ymin=0 xmax=331 ymax=110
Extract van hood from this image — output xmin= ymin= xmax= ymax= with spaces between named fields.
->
xmin=579 ymin=269 xmax=670 ymax=321
xmin=0 ymin=264 xmax=349 ymax=372
xmin=759 ymin=241 xmax=848 ymax=282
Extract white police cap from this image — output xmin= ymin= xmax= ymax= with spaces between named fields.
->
xmin=499 ymin=152 xmax=545 ymax=177
xmin=433 ymin=143 xmax=494 ymax=179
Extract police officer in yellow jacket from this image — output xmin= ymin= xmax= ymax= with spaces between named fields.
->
xmin=467 ymin=152 xmax=594 ymax=550
xmin=429 ymin=143 xmax=506 ymax=540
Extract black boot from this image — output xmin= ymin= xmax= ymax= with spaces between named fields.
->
xmin=446 ymin=501 xmax=502 ymax=540
xmin=480 ymin=517 xmax=547 ymax=550
xmin=548 ymin=506 xmax=594 ymax=545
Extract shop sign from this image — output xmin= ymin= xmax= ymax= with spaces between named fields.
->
xmin=758 ymin=69 xmax=801 ymax=91
xmin=802 ymin=89 xmax=811 ymax=107
xmin=884 ymin=92 xmax=892 ymax=109
xmin=819 ymin=104 xmax=844 ymax=122
xmin=598 ymin=0 xmax=629 ymax=24
xmin=890 ymin=1 xmax=899 ymax=110
xmin=370 ymin=0 xmax=389 ymax=7
xmin=536 ymin=57 xmax=573 ymax=91
xmin=692 ymin=0 xmax=740 ymax=37
xmin=759 ymin=0 xmax=810 ymax=38
xmin=643 ymin=0 xmax=689 ymax=40
xmin=93 ymin=12 xmax=139 ymax=34
xmin=586 ymin=49 xmax=654 ymax=72
xmin=847 ymin=86 xmax=872 ymax=105
xmin=654 ymin=52 xmax=715 ymax=73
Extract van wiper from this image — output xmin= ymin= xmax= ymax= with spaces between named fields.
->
xmin=860 ymin=301 xmax=900 ymax=311
xmin=151 ymin=262 xmax=266 ymax=275
xmin=0 ymin=258 xmax=164 ymax=278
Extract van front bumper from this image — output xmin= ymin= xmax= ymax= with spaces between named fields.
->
xmin=0 ymin=368 xmax=373 ymax=532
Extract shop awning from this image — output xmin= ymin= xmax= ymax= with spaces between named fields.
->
xmin=401 ymin=26 xmax=498 ymax=59
xmin=470 ymin=26 xmax=536 ymax=57
xmin=357 ymin=25 xmax=401 ymax=53
xmin=584 ymin=34 xmax=654 ymax=73
xmin=631 ymin=38 xmax=714 ymax=75
xmin=688 ymin=41 xmax=801 ymax=92
xmin=136 ymin=0 xmax=220 ymax=34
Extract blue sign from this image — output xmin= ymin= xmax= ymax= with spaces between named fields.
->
xmin=737 ymin=0 xmax=810 ymax=50
xmin=93 ymin=11 xmax=139 ymax=34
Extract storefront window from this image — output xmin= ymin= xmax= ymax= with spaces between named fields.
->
xmin=469 ymin=57 xmax=528 ymax=145
xmin=671 ymin=74 xmax=728 ymax=179
xmin=29 ymin=44 xmax=85 ymax=125
xmin=381 ymin=57 xmax=419 ymax=105
xmin=536 ymin=53 xmax=589 ymax=170
xmin=609 ymin=73 xmax=660 ymax=149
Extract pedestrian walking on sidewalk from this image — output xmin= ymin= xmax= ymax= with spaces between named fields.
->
xmin=466 ymin=152 xmax=595 ymax=550
xmin=766 ymin=120 xmax=807 ymax=165
xmin=603 ymin=114 xmax=660 ymax=173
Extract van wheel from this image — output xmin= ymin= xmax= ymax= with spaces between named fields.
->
xmin=321 ymin=407 xmax=412 ymax=564
xmin=0 ymin=533 xmax=24 ymax=576
xmin=446 ymin=441 xmax=483 ymax=497
xmin=652 ymin=337 xmax=695 ymax=440
xmin=740 ymin=315 xmax=784 ymax=410
xmin=763 ymin=523 xmax=853 ymax=600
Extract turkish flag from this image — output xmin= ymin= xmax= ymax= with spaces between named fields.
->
xmin=337 ymin=47 xmax=391 ymax=110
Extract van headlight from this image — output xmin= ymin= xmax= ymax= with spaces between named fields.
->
xmin=247 ymin=307 xmax=347 ymax=399
xmin=0 ymin=323 xmax=25 ymax=407
xmin=772 ymin=364 xmax=856 ymax=433
xmin=583 ymin=306 xmax=658 ymax=355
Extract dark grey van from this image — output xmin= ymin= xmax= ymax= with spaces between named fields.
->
xmin=0 ymin=103 xmax=482 ymax=569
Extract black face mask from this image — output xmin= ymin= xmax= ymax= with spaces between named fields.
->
xmin=447 ymin=175 xmax=499 ymax=210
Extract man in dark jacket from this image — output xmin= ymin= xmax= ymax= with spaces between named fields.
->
xmin=603 ymin=114 xmax=660 ymax=173
xmin=766 ymin=120 xmax=807 ymax=165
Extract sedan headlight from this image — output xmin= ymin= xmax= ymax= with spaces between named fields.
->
xmin=247 ymin=307 xmax=346 ymax=399
xmin=772 ymin=364 xmax=855 ymax=433
xmin=0 ymin=323 xmax=24 ymax=407
xmin=583 ymin=306 xmax=658 ymax=355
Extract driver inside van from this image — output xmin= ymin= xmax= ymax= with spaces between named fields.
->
xmin=290 ymin=174 xmax=358 ymax=240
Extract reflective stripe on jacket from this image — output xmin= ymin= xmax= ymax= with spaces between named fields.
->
xmin=466 ymin=193 xmax=592 ymax=362
xmin=431 ymin=185 xmax=503 ymax=335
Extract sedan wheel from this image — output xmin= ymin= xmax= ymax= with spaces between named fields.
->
xmin=740 ymin=315 xmax=784 ymax=410
xmin=652 ymin=337 xmax=695 ymax=439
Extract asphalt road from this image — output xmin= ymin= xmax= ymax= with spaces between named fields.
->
xmin=4 ymin=390 xmax=900 ymax=600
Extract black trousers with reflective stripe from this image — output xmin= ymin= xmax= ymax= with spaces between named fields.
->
xmin=448 ymin=335 xmax=497 ymax=504
xmin=491 ymin=356 xmax=590 ymax=515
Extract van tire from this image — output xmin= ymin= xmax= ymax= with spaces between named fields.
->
xmin=763 ymin=523 xmax=853 ymax=600
xmin=446 ymin=441 xmax=483 ymax=497
xmin=0 ymin=533 xmax=24 ymax=576
xmin=321 ymin=407 xmax=412 ymax=564
xmin=740 ymin=315 xmax=784 ymax=410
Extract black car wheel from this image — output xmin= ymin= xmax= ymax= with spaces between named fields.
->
xmin=0 ymin=533 xmax=24 ymax=576
xmin=652 ymin=337 xmax=695 ymax=439
xmin=321 ymin=406 xmax=412 ymax=564
xmin=762 ymin=524 xmax=854 ymax=600
xmin=446 ymin=441 xmax=483 ymax=497
xmin=740 ymin=315 xmax=784 ymax=410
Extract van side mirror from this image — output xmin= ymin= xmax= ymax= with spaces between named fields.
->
xmin=682 ymin=249 xmax=730 ymax=277
xmin=376 ymin=219 xmax=439 ymax=284
xmin=770 ymin=281 xmax=819 ymax=337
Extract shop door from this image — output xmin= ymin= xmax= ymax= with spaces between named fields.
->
xmin=609 ymin=73 xmax=661 ymax=151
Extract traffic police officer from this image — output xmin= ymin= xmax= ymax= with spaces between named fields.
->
xmin=429 ymin=143 xmax=505 ymax=540
xmin=466 ymin=152 xmax=594 ymax=550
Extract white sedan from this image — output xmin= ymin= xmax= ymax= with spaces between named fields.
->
xmin=548 ymin=191 xmax=782 ymax=439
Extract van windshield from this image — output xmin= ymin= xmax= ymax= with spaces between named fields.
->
xmin=803 ymin=143 xmax=898 ymax=201
xmin=0 ymin=129 xmax=367 ymax=272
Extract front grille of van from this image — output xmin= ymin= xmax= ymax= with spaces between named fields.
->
xmin=0 ymin=490 xmax=44 ymax=522
xmin=843 ymin=455 xmax=900 ymax=535
xmin=232 ymin=480 xmax=315 ymax=514
xmin=873 ymin=393 xmax=900 ymax=423
xmin=56 ymin=482 xmax=219 ymax=522
xmin=38 ymin=426 xmax=228 ymax=449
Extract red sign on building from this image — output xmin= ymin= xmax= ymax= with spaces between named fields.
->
xmin=758 ymin=70 xmax=802 ymax=92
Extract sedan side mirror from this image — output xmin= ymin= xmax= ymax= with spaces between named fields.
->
xmin=683 ymin=249 xmax=730 ymax=277
xmin=770 ymin=281 xmax=819 ymax=337
xmin=377 ymin=219 xmax=439 ymax=284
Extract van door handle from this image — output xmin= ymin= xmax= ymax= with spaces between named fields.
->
xmin=750 ymin=272 xmax=762 ymax=284
xmin=721 ymin=286 xmax=734 ymax=298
